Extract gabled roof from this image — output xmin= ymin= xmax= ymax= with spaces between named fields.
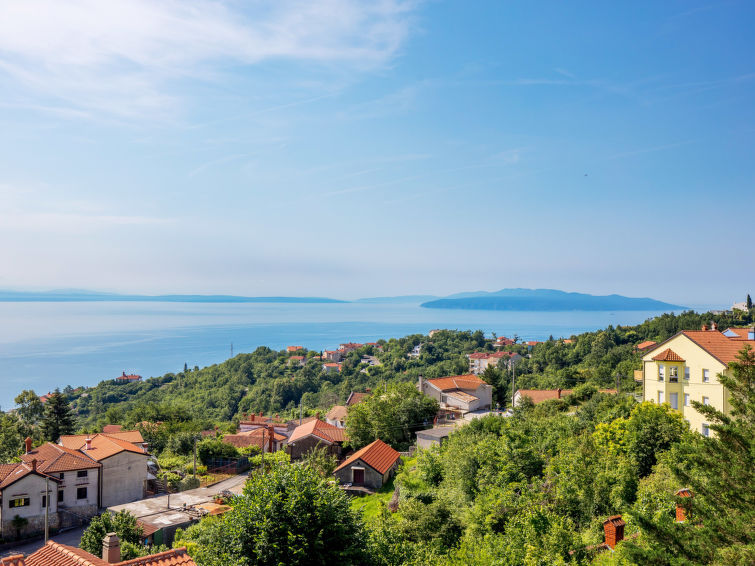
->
xmin=722 ymin=327 xmax=755 ymax=340
xmin=20 ymin=442 xmax=100 ymax=473
xmin=652 ymin=348 xmax=685 ymax=362
xmin=326 ymin=405 xmax=348 ymax=421
xmin=102 ymin=425 xmax=124 ymax=434
xmin=59 ymin=433 xmax=146 ymax=461
xmin=346 ymin=392 xmax=369 ymax=406
xmin=335 ymin=439 xmax=400 ymax=475
xmin=636 ymin=340 xmax=657 ymax=350
xmin=515 ymin=389 xmax=573 ymax=404
xmin=223 ymin=429 xmax=287 ymax=448
xmin=0 ymin=462 xmax=59 ymax=491
xmin=16 ymin=540 xmax=196 ymax=566
xmin=288 ymin=419 xmax=346 ymax=444
xmin=426 ymin=374 xmax=486 ymax=392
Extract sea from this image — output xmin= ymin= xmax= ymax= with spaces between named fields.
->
xmin=0 ymin=301 xmax=684 ymax=409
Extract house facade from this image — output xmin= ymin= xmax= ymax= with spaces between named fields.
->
xmin=333 ymin=439 xmax=400 ymax=490
xmin=641 ymin=326 xmax=754 ymax=435
xmin=0 ymin=462 xmax=60 ymax=539
xmin=287 ymin=419 xmax=346 ymax=460
xmin=418 ymin=374 xmax=493 ymax=414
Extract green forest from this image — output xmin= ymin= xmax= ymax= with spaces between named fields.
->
xmin=2 ymin=307 xmax=754 ymax=564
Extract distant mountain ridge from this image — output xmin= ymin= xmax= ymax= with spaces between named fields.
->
xmin=0 ymin=290 xmax=346 ymax=304
xmin=355 ymin=295 xmax=439 ymax=304
xmin=421 ymin=288 xmax=686 ymax=311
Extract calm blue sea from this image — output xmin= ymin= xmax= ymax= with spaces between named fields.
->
xmin=0 ymin=301 xmax=677 ymax=409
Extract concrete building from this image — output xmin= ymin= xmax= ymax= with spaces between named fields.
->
xmin=0 ymin=461 xmax=60 ymax=540
xmin=333 ymin=439 xmax=400 ymax=491
xmin=325 ymin=405 xmax=348 ymax=428
xmin=415 ymin=426 xmax=454 ymax=449
xmin=238 ymin=413 xmax=288 ymax=436
xmin=641 ymin=325 xmax=755 ymax=435
xmin=467 ymin=351 xmax=522 ymax=374
xmin=287 ymin=419 xmax=346 ymax=460
xmin=419 ymin=374 xmax=493 ymax=414
xmin=223 ymin=427 xmax=286 ymax=452
xmin=59 ymin=432 xmax=149 ymax=508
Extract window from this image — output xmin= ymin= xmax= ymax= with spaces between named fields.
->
xmin=77 ymin=470 xmax=88 ymax=478
xmin=702 ymin=423 xmax=710 ymax=437
xmin=10 ymin=497 xmax=30 ymax=508
xmin=658 ymin=391 xmax=664 ymax=404
xmin=658 ymin=364 xmax=665 ymax=381
xmin=684 ymin=393 xmax=690 ymax=406
xmin=703 ymin=369 xmax=710 ymax=383
xmin=76 ymin=487 xmax=87 ymax=500
xmin=684 ymin=367 xmax=690 ymax=380
xmin=702 ymin=396 xmax=710 ymax=406
xmin=669 ymin=393 xmax=678 ymax=410
xmin=58 ymin=490 xmax=64 ymax=503
xmin=59 ymin=472 xmax=64 ymax=480
xmin=42 ymin=495 xmax=47 ymax=508
xmin=669 ymin=366 xmax=679 ymax=382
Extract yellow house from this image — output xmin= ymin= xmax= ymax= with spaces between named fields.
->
xmin=642 ymin=325 xmax=754 ymax=436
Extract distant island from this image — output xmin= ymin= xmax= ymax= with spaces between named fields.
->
xmin=355 ymin=295 xmax=439 ymax=304
xmin=421 ymin=288 xmax=686 ymax=311
xmin=0 ymin=290 xmax=346 ymax=304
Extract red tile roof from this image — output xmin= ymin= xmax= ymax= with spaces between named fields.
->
xmin=17 ymin=540 xmax=196 ymax=566
xmin=636 ymin=340 xmax=657 ymax=350
xmin=58 ymin=433 xmax=146 ymax=461
xmin=723 ymin=327 xmax=754 ymax=340
xmin=116 ymin=372 xmax=142 ymax=381
xmin=346 ymin=392 xmax=369 ymax=406
xmin=426 ymin=374 xmax=486 ymax=392
xmin=287 ymin=346 xmax=303 ymax=352
xmin=0 ymin=554 xmax=25 ymax=566
xmin=223 ymin=429 xmax=286 ymax=449
xmin=335 ymin=439 xmax=400 ymax=475
xmin=102 ymin=425 xmax=124 ymax=434
xmin=516 ymin=389 xmax=573 ymax=404
xmin=681 ymin=330 xmax=755 ymax=364
xmin=652 ymin=348 xmax=685 ymax=362
xmin=20 ymin=443 xmax=100 ymax=474
xmin=326 ymin=405 xmax=348 ymax=421
xmin=288 ymin=419 xmax=346 ymax=444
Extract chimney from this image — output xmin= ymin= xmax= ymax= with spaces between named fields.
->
xmin=85 ymin=438 xmax=92 ymax=451
xmin=710 ymin=321 xmax=718 ymax=331
xmin=259 ymin=411 xmax=263 ymax=417
xmin=602 ymin=515 xmax=626 ymax=549
xmin=31 ymin=458 xmax=37 ymax=472
xmin=701 ymin=324 xmax=708 ymax=331
xmin=24 ymin=437 xmax=32 ymax=454
xmin=557 ymin=388 xmax=562 ymax=399
xmin=418 ymin=375 xmax=424 ymax=393
xmin=675 ymin=488 xmax=693 ymax=522
xmin=102 ymin=532 xmax=121 ymax=563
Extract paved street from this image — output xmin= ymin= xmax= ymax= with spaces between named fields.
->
xmin=0 ymin=525 xmax=85 ymax=559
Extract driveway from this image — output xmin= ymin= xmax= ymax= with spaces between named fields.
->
xmin=0 ymin=525 xmax=85 ymax=559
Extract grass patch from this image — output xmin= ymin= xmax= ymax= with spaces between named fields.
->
xmin=350 ymin=456 xmax=418 ymax=521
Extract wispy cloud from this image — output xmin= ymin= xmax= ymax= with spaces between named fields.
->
xmin=0 ymin=0 xmax=420 ymax=118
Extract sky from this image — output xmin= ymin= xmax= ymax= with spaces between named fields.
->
xmin=0 ymin=0 xmax=753 ymax=306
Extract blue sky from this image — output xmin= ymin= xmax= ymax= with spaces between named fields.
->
xmin=0 ymin=0 xmax=752 ymax=305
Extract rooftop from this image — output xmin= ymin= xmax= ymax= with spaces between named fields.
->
xmin=8 ymin=540 xmax=196 ymax=566
xmin=652 ymin=348 xmax=685 ymax=362
xmin=426 ymin=374 xmax=487 ymax=392
xmin=20 ymin=442 xmax=100 ymax=473
xmin=335 ymin=439 xmax=400 ymax=475
xmin=288 ymin=419 xmax=346 ymax=444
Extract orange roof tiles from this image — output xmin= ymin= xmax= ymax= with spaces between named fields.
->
xmin=102 ymin=425 xmax=124 ymax=433
xmin=288 ymin=419 xmax=346 ymax=444
xmin=59 ymin=433 xmax=146 ymax=461
xmin=426 ymin=374 xmax=486 ymax=392
xmin=335 ymin=439 xmax=400 ymax=476
xmin=652 ymin=348 xmax=685 ymax=362
xmin=0 ymin=554 xmax=25 ymax=566
xmin=723 ymin=327 xmax=754 ymax=340
xmin=681 ymin=330 xmax=755 ymax=364
xmin=516 ymin=389 xmax=573 ymax=404
xmin=346 ymin=392 xmax=369 ymax=406
xmin=636 ymin=340 xmax=657 ymax=350
xmin=17 ymin=540 xmax=196 ymax=566
xmin=223 ymin=429 xmax=286 ymax=449
xmin=20 ymin=443 xmax=99 ymax=474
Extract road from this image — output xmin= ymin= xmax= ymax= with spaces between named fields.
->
xmin=0 ymin=525 xmax=85 ymax=559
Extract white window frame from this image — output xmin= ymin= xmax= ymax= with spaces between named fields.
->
xmin=658 ymin=391 xmax=664 ymax=404
xmin=702 ymin=396 xmax=710 ymax=406
xmin=658 ymin=364 xmax=665 ymax=381
xmin=684 ymin=393 xmax=689 ymax=406
xmin=684 ymin=367 xmax=690 ymax=380
xmin=702 ymin=369 xmax=710 ymax=383
xmin=669 ymin=392 xmax=678 ymax=410
xmin=702 ymin=423 xmax=710 ymax=437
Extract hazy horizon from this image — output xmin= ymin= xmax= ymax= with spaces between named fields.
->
xmin=1 ymin=1 xmax=753 ymax=305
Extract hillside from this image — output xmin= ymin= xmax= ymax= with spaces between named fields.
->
xmin=421 ymin=288 xmax=686 ymax=311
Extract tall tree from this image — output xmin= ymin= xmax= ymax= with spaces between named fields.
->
xmin=747 ymin=293 xmax=752 ymax=310
xmin=80 ymin=511 xmax=145 ymax=560
xmin=626 ymin=345 xmax=755 ymax=564
xmin=14 ymin=390 xmax=45 ymax=425
xmin=40 ymin=389 xmax=76 ymax=442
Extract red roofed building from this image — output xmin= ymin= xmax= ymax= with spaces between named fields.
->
xmin=323 ymin=350 xmax=343 ymax=362
xmin=334 ymin=439 xmax=401 ymax=490
xmin=641 ymin=326 xmax=755 ymax=435
xmin=494 ymin=336 xmax=515 ymax=347
xmin=322 ymin=362 xmax=342 ymax=373
xmin=513 ymin=388 xmax=617 ymax=406
xmin=286 ymin=346 xmax=303 ymax=352
xmin=287 ymin=418 xmax=346 ymax=460
xmin=636 ymin=340 xmax=657 ymax=351
xmin=0 ymin=459 xmax=62 ymax=538
xmin=0 ymin=538 xmax=196 ymax=566
xmin=115 ymin=372 xmax=142 ymax=383
xmin=419 ymin=374 xmax=492 ymax=414
xmin=346 ymin=391 xmax=370 ymax=406
xmin=223 ymin=427 xmax=286 ymax=453
xmin=338 ymin=343 xmax=363 ymax=353
xmin=467 ymin=351 xmax=523 ymax=374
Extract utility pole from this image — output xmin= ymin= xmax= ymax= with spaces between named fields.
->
xmin=299 ymin=401 xmax=302 ymax=425
xmin=193 ymin=436 xmax=198 ymax=479
xmin=44 ymin=476 xmax=49 ymax=542
xmin=511 ymin=362 xmax=516 ymax=409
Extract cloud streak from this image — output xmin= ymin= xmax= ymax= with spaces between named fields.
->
xmin=0 ymin=0 xmax=419 ymax=118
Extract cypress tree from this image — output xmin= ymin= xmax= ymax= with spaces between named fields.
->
xmin=625 ymin=345 xmax=755 ymax=564
xmin=747 ymin=293 xmax=752 ymax=310
xmin=40 ymin=388 xmax=76 ymax=442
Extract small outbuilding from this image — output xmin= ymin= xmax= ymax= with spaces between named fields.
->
xmin=333 ymin=439 xmax=400 ymax=491
xmin=415 ymin=426 xmax=454 ymax=449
